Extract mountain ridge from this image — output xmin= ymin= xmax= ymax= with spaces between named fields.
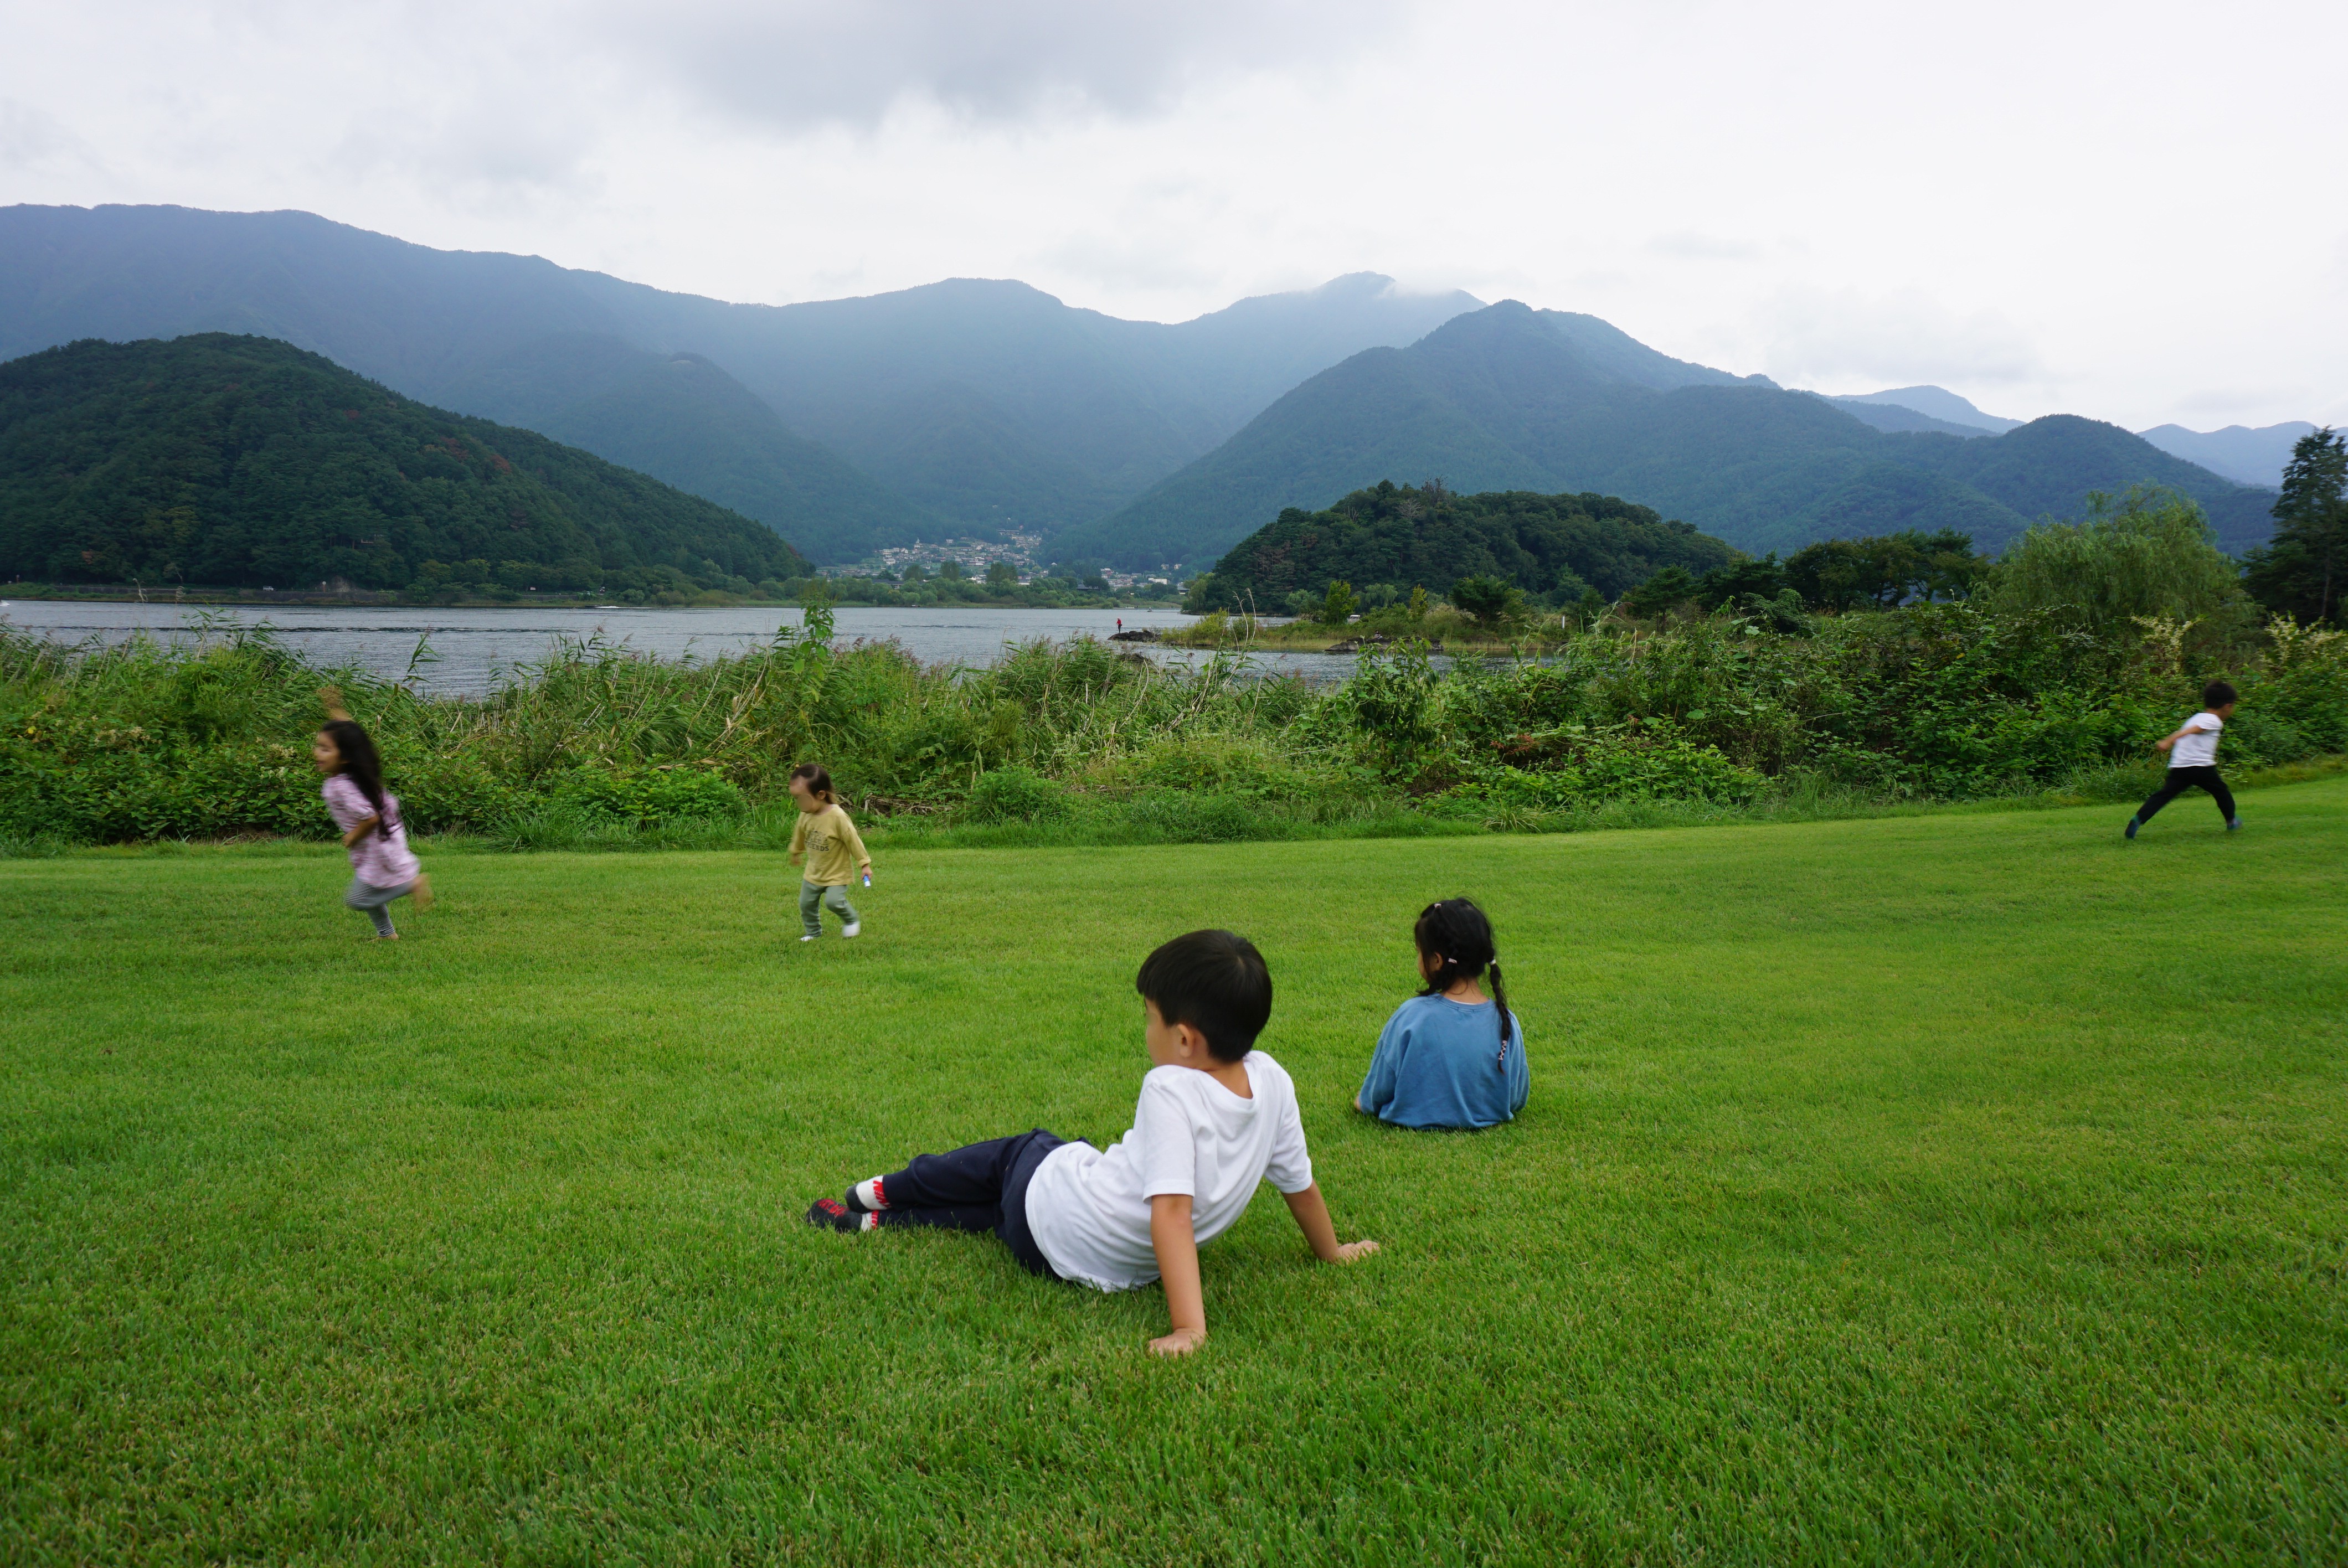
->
xmin=0 ymin=204 xmax=2300 ymax=576
xmin=1830 ymin=385 xmax=2021 ymax=434
xmin=2135 ymin=421 xmax=2317 ymax=489
xmin=1068 ymin=304 xmax=2277 ymax=568
xmin=0 ymin=204 xmax=1484 ymax=546
xmin=435 ymin=332 xmax=942 ymax=563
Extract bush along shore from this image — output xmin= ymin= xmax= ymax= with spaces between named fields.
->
xmin=5 ymin=577 xmax=2345 ymax=854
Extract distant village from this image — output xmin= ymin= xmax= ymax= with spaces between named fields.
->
xmin=838 ymin=532 xmax=1178 ymax=591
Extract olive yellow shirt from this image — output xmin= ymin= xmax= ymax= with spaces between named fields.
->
xmin=789 ymin=802 xmax=871 ymax=886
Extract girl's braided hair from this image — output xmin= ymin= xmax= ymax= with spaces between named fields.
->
xmin=1413 ymin=897 xmax=1514 ymax=1063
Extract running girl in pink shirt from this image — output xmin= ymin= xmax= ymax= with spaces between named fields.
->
xmin=313 ymin=713 xmax=432 ymax=939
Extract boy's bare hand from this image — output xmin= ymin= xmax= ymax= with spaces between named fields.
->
xmin=1147 ymin=1326 xmax=1208 ymax=1358
xmin=1333 ymin=1240 xmax=1380 ymax=1264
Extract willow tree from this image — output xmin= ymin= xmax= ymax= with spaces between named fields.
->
xmin=1988 ymin=487 xmax=2244 ymax=632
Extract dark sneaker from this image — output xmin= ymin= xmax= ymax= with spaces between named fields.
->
xmin=2228 ymin=817 xmax=2243 ymax=831
xmin=805 ymin=1198 xmax=863 ymax=1232
xmin=2124 ymin=817 xmax=2139 ymax=839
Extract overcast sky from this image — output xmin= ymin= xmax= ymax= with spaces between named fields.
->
xmin=4 ymin=1 xmax=2342 ymax=431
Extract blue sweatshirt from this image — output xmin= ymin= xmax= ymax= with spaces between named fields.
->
xmin=1357 ymin=994 xmax=1530 ymax=1130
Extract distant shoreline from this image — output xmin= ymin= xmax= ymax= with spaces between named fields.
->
xmin=0 ymin=584 xmax=1178 ymax=613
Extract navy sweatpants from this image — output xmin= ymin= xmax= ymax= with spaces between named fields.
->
xmin=2135 ymin=765 xmax=2236 ymax=825
xmin=873 ymin=1129 xmax=1070 ymax=1278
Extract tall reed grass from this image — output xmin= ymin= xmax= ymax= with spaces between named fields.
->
xmin=4 ymin=601 xmax=2342 ymax=851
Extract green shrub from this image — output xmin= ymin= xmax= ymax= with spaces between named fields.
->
xmin=550 ymin=767 xmax=742 ymax=824
xmin=965 ymin=765 xmax=1073 ymax=823
xmin=1122 ymin=791 xmax=1259 ymax=843
xmin=1132 ymin=734 xmax=1299 ymax=797
xmin=1443 ymin=720 xmax=1764 ymax=810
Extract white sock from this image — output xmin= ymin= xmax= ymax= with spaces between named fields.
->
xmin=859 ymin=1212 xmax=879 ymax=1232
xmin=852 ymin=1176 xmax=889 ymax=1211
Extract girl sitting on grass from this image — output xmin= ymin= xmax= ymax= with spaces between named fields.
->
xmin=1355 ymin=898 xmax=1527 ymax=1129
xmin=313 ymin=693 xmax=430 ymax=940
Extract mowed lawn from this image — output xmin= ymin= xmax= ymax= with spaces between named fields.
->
xmin=3 ymin=783 xmax=2345 ymax=1565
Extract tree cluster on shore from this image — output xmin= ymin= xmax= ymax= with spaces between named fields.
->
xmin=1178 ymin=443 xmax=2346 ymax=653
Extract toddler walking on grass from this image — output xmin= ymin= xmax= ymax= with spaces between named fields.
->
xmin=2128 ymin=680 xmax=2242 ymax=838
xmin=313 ymin=703 xmax=430 ymax=940
xmin=806 ymin=930 xmax=1379 ymax=1356
xmin=787 ymin=764 xmax=871 ymax=941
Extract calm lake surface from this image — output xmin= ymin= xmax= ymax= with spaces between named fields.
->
xmin=0 ymin=601 xmax=1368 ymax=695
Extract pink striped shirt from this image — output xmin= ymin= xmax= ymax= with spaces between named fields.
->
xmin=322 ymin=773 xmax=421 ymax=888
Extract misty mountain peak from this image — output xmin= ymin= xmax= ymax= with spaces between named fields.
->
xmin=1310 ymin=272 xmax=1404 ymax=298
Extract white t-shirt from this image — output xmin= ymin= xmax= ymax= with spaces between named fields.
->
xmin=2171 ymin=711 xmax=2223 ymax=768
xmin=1023 ymin=1053 xmax=1314 ymax=1292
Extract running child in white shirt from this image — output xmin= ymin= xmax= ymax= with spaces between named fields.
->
xmin=805 ymin=930 xmax=1379 ymax=1356
xmin=2127 ymin=679 xmax=2242 ymax=838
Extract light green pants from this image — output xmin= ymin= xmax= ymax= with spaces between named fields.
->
xmin=800 ymin=879 xmax=859 ymax=937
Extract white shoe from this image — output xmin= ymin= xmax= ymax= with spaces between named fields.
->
xmin=842 ymin=922 xmax=862 ymax=938
xmin=800 ymin=934 xmax=818 ymax=942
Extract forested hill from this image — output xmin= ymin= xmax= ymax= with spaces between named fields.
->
xmin=0 ymin=335 xmax=811 ymax=592
xmin=1069 ymin=302 xmax=2278 ymax=570
xmin=1192 ymin=483 xmax=1738 ymax=610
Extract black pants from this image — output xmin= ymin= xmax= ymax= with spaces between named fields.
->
xmin=873 ymin=1129 xmax=1070 ymax=1278
xmin=2136 ymin=765 xmax=2235 ymax=824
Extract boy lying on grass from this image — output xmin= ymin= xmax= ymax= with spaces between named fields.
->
xmin=807 ymin=930 xmax=1378 ymax=1355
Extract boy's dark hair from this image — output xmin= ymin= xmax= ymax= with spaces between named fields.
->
xmin=318 ymin=718 xmax=394 ymax=840
xmin=1414 ymin=898 xmax=1515 ymax=1060
xmin=790 ymin=762 xmax=837 ymax=803
xmin=1135 ymin=930 xmax=1272 ymax=1064
xmin=2202 ymin=679 xmax=2238 ymax=709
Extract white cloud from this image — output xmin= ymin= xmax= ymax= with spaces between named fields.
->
xmin=329 ymin=104 xmax=606 ymax=213
xmin=1759 ymin=286 xmax=2045 ymax=391
xmin=595 ymin=0 xmax=1407 ymax=130
xmin=0 ymin=98 xmax=102 ymax=174
xmin=1 ymin=0 xmax=2344 ymax=430
xmin=1647 ymin=232 xmax=1762 ymax=263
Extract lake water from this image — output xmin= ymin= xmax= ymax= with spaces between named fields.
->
xmin=0 ymin=600 xmax=1369 ymax=695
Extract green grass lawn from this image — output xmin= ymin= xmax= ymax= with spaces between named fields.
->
xmin=4 ymin=782 xmax=2344 ymax=1564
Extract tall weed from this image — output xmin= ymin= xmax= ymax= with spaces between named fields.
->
xmin=4 ymin=603 xmax=2343 ymax=847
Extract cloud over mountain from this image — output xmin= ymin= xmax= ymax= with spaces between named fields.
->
xmin=602 ymin=0 xmax=1405 ymax=128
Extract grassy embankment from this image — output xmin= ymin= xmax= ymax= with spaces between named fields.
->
xmin=1160 ymin=606 xmax=1528 ymax=652
xmin=4 ymin=781 xmax=2344 ymax=1562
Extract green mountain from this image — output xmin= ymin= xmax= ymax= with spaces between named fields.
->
xmin=1828 ymin=386 xmax=2021 ymax=435
xmin=1824 ymin=398 xmax=1996 ymax=437
xmin=0 ymin=206 xmax=1482 ymax=539
xmin=1068 ymin=303 xmax=2278 ymax=568
xmin=5 ymin=208 xmax=2285 ymax=570
xmin=1878 ymin=416 xmax=2275 ymax=544
xmin=0 ymin=335 xmax=811 ymax=591
xmin=437 ymin=333 xmax=938 ymax=564
xmin=1194 ymin=482 xmax=1738 ymax=609
xmin=2135 ymin=420 xmax=2316 ymax=489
